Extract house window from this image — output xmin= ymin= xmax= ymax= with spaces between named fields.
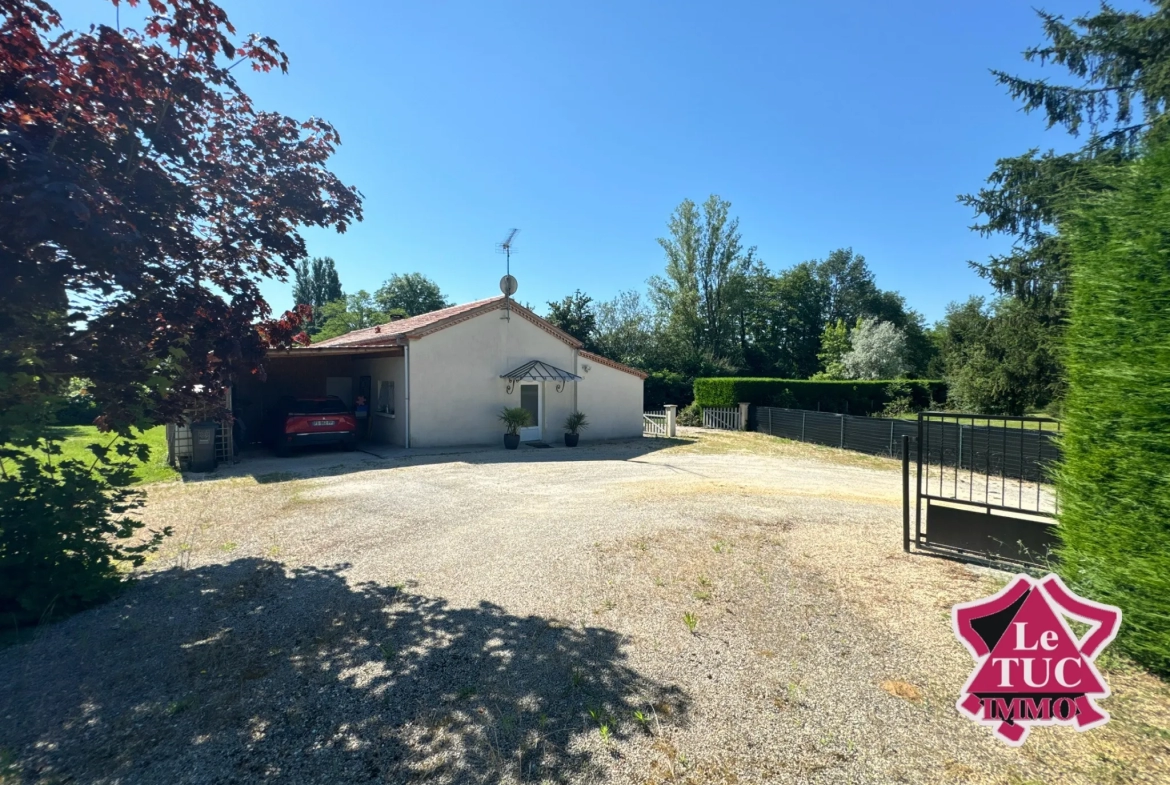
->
xmin=377 ymin=380 xmax=394 ymax=416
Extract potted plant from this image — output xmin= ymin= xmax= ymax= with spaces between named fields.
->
xmin=499 ymin=407 xmax=531 ymax=449
xmin=563 ymin=411 xmax=589 ymax=447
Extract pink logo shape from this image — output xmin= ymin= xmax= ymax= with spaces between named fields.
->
xmin=952 ymin=573 xmax=1121 ymax=745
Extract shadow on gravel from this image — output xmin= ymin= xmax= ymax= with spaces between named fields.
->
xmin=0 ymin=559 xmax=688 ymax=783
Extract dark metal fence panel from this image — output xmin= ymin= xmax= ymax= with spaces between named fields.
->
xmin=754 ymin=406 xmax=1061 ymax=482
xmin=756 ymin=406 xmax=918 ymax=458
xmin=802 ymin=411 xmax=843 ymax=448
xmin=757 ymin=407 xmax=804 ymax=441
xmin=843 ymin=416 xmax=906 ymax=456
xmin=891 ymin=421 xmax=918 ymax=458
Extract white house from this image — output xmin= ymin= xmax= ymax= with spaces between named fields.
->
xmin=230 ymin=295 xmax=646 ymax=448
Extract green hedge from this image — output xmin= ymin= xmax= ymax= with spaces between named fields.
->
xmin=644 ymin=370 xmax=694 ymax=410
xmin=1059 ymin=141 xmax=1170 ymax=676
xmin=692 ymin=378 xmax=946 ymax=416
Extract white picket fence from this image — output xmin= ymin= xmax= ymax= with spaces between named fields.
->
xmin=643 ymin=410 xmax=667 ymax=437
xmin=702 ymin=406 xmax=741 ymax=431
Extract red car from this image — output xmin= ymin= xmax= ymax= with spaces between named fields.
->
xmin=269 ymin=396 xmax=358 ymax=456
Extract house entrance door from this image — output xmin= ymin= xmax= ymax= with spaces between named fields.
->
xmin=519 ymin=383 xmax=542 ymax=442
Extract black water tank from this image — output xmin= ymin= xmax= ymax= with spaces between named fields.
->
xmin=189 ymin=422 xmax=218 ymax=473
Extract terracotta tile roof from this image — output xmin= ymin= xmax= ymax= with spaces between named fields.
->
xmin=309 ymin=295 xmax=585 ymax=349
xmin=579 ymin=350 xmax=649 ymax=379
xmin=310 ymin=296 xmax=507 ymax=348
xmin=307 ymin=296 xmax=646 ymax=381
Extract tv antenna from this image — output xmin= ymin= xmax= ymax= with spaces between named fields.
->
xmin=497 ymin=228 xmax=519 ymax=320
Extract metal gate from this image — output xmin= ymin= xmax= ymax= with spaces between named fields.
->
xmin=902 ymin=412 xmax=1062 ymax=568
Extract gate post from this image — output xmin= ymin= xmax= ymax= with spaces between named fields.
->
xmin=915 ymin=414 xmax=924 ymax=545
xmin=664 ymin=404 xmax=677 ymax=437
xmin=738 ymin=402 xmax=749 ymax=431
xmin=902 ymin=435 xmax=911 ymax=552
xmin=839 ymin=415 xmax=845 ymax=448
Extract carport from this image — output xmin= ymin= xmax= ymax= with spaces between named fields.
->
xmin=231 ymin=344 xmax=407 ymax=451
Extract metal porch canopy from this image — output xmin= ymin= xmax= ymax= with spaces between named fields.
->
xmin=501 ymin=360 xmax=582 ymax=393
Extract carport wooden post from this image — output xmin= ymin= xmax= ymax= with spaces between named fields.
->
xmin=738 ymin=402 xmax=749 ymax=431
xmin=664 ymin=404 xmax=677 ymax=437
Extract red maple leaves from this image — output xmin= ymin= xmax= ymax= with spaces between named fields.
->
xmin=0 ymin=0 xmax=362 ymax=437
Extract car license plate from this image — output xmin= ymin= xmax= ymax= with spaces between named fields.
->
xmin=311 ymin=420 xmax=337 ymax=426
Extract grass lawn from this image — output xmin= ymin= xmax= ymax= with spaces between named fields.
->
xmin=2 ymin=425 xmax=178 ymax=485
xmin=888 ymin=412 xmax=1059 ymax=431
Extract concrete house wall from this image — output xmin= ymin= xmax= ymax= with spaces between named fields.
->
xmin=576 ymin=357 xmax=644 ymax=440
xmin=353 ymin=356 xmax=406 ymax=445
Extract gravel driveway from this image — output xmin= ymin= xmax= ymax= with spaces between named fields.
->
xmin=2 ymin=431 xmax=1167 ymax=784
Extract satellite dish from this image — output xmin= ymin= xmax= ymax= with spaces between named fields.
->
xmin=500 ymin=275 xmax=518 ymax=297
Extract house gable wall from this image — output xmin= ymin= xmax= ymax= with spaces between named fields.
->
xmin=407 ymin=308 xmax=578 ymax=447
xmin=576 ymin=356 xmax=644 ymax=439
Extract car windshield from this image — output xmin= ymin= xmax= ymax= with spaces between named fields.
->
xmin=288 ymin=399 xmax=349 ymax=415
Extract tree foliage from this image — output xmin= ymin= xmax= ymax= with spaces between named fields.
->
xmin=741 ymin=250 xmax=928 ymax=380
xmin=293 ymin=256 xmax=344 ymax=332
xmin=0 ymin=438 xmax=170 ymax=624
xmin=626 ymin=193 xmax=922 ymax=382
xmin=649 ymin=196 xmax=754 ymax=373
xmin=0 ymin=0 xmax=361 ymax=444
xmin=995 ymin=4 xmax=1170 ymax=149
xmin=956 ymin=2 xmax=1170 ymax=412
xmin=840 ymin=318 xmax=908 ymax=380
xmin=585 ymin=207 xmax=932 ymax=400
xmin=1059 ymin=135 xmax=1170 ymax=675
xmin=817 ymin=248 xmax=881 ymax=327
xmin=815 ymin=319 xmax=851 ymax=379
xmin=594 ymin=290 xmax=657 ymax=370
xmin=374 ymin=273 xmax=449 ymax=317
xmin=745 ymin=261 xmax=827 ymax=379
xmin=962 ymin=1 xmax=1170 ymax=302
xmin=0 ymin=0 xmax=359 ymax=624
xmin=934 ymin=296 xmax=1060 ymax=416
xmin=581 ymin=195 xmax=930 ymax=391
xmin=313 ymin=292 xmax=393 ymax=341
xmin=545 ymin=290 xmax=598 ymax=351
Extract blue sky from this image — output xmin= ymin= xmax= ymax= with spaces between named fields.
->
xmin=58 ymin=0 xmax=1130 ymax=322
